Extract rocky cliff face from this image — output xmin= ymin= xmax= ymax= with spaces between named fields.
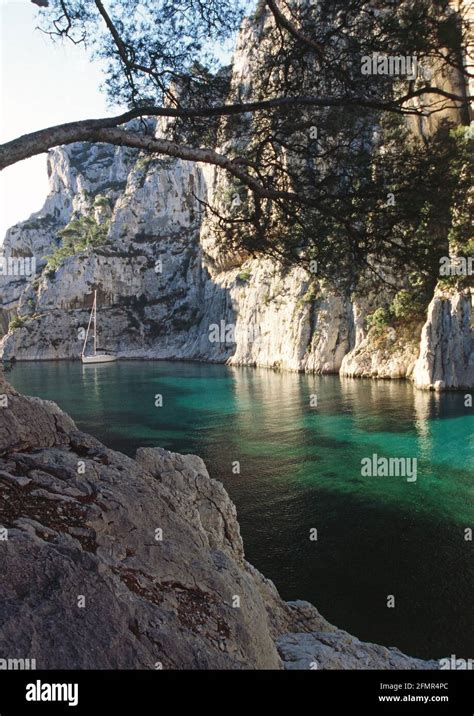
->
xmin=0 ymin=121 xmax=357 ymax=370
xmin=0 ymin=3 xmax=472 ymax=390
xmin=413 ymin=287 xmax=474 ymax=390
xmin=0 ymin=375 xmax=438 ymax=669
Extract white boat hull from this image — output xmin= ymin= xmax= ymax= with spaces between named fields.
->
xmin=81 ymin=354 xmax=117 ymax=364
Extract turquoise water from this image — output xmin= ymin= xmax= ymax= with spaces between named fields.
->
xmin=7 ymin=360 xmax=474 ymax=659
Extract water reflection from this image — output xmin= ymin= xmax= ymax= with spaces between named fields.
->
xmin=7 ymin=360 xmax=474 ymax=659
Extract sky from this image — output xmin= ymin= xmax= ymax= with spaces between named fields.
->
xmin=0 ymin=0 xmax=253 ymax=244
xmin=0 ymin=0 xmax=117 ymax=242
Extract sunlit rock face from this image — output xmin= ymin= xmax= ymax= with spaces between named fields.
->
xmin=413 ymin=288 xmax=473 ymax=390
xmin=0 ymin=2 xmax=472 ymax=389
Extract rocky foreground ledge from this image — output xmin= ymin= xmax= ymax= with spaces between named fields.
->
xmin=0 ymin=376 xmax=438 ymax=669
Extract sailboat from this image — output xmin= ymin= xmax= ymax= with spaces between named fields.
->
xmin=81 ymin=290 xmax=117 ymax=364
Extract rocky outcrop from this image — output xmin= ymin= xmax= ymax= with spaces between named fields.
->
xmin=0 ymin=3 xmax=472 ymax=389
xmin=278 ymin=630 xmax=437 ymax=670
xmin=413 ymin=287 xmax=474 ymax=390
xmin=0 ymin=376 xmax=438 ymax=669
xmin=0 ymin=137 xmax=433 ymax=379
xmin=0 ymin=134 xmax=358 ymax=371
xmin=340 ymin=318 xmax=424 ymax=381
xmin=0 ymin=140 xmax=139 ymax=330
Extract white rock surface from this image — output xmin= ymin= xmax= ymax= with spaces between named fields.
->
xmin=413 ymin=288 xmax=473 ymax=390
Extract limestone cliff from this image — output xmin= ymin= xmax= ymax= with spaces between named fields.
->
xmin=0 ymin=375 xmax=438 ymax=669
xmin=0 ymin=2 xmax=472 ymax=390
xmin=413 ymin=286 xmax=474 ymax=390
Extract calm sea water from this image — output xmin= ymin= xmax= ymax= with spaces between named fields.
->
xmin=7 ymin=360 xmax=474 ymax=660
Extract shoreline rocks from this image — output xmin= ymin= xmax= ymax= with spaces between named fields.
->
xmin=413 ymin=288 xmax=474 ymax=391
xmin=0 ymin=375 xmax=440 ymax=669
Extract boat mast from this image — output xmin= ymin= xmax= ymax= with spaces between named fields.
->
xmin=93 ymin=290 xmax=97 ymax=356
xmin=82 ymin=292 xmax=94 ymax=358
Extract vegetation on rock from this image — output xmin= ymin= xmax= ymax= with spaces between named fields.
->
xmin=44 ymin=215 xmax=110 ymax=273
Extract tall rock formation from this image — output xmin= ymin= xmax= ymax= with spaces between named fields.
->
xmin=0 ymin=1 xmax=472 ymax=390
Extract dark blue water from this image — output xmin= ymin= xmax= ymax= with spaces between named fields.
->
xmin=8 ymin=360 xmax=474 ymax=660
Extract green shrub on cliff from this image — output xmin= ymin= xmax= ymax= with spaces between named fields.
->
xmin=446 ymin=126 xmax=474 ymax=257
xmin=44 ymin=215 xmax=110 ymax=273
xmin=367 ymin=288 xmax=428 ymax=337
xmin=237 ymin=270 xmax=251 ymax=282
xmin=8 ymin=315 xmax=25 ymax=332
xmin=391 ymin=290 xmax=426 ymax=321
xmin=366 ymin=308 xmax=391 ymax=336
xmin=93 ymin=194 xmax=111 ymax=210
